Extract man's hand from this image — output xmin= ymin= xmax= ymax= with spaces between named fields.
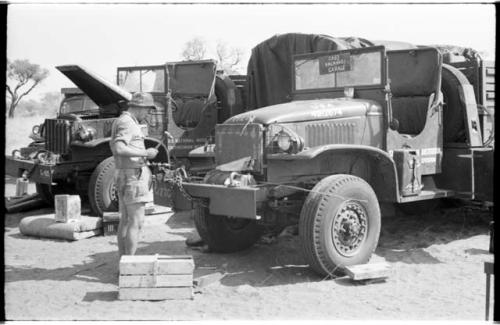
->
xmin=146 ymin=148 xmax=159 ymax=159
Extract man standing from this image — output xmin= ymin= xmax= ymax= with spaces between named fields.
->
xmin=110 ymin=92 xmax=158 ymax=258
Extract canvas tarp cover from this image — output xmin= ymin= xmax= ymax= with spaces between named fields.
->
xmin=245 ymin=33 xmax=374 ymax=110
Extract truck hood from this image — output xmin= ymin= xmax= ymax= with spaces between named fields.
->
xmin=225 ymin=98 xmax=382 ymax=125
xmin=57 ymin=65 xmax=132 ymax=107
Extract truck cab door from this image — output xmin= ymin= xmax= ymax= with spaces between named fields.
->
xmin=385 ymin=48 xmax=444 ymax=176
xmin=164 ymin=60 xmax=219 ymax=157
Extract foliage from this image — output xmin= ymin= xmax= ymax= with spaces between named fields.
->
xmin=6 ymin=59 xmax=49 ymax=118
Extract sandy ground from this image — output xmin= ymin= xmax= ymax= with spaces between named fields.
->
xmin=4 ymin=178 xmax=494 ymax=320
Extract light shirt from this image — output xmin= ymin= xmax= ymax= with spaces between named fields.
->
xmin=110 ymin=111 xmax=147 ymax=169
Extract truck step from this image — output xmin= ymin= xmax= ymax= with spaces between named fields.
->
xmin=399 ymin=189 xmax=455 ymax=203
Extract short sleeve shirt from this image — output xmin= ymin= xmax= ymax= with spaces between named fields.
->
xmin=110 ymin=111 xmax=147 ymax=169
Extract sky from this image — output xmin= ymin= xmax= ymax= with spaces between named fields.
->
xmin=6 ymin=3 xmax=496 ymax=99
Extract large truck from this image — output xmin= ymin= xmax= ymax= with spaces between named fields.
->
xmin=5 ymin=60 xmax=246 ymax=215
xmin=168 ymin=34 xmax=494 ymax=277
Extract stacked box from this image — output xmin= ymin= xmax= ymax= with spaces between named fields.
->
xmin=54 ymin=195 xmax=81 ymax=223
xmin=119 ymin=255 xmax=194 ymax=300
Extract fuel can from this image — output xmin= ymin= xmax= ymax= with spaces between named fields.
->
xmin=393 ymin=150 xmax=422 ymax=197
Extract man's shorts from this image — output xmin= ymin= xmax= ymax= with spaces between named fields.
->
xmin=115 ymin=166 xmax=154 ymax=205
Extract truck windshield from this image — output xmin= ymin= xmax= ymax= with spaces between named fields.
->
xmin=117 ymin=68 xmax=165 ymax=93
xmin=60 ymin=96 xmax=99 ymax=114
xmin=294 ymin=50 xmax=383 ymax=91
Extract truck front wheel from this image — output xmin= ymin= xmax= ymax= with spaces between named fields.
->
xmin=299 ymin=174 xmax=381 ymax=277
xmin=193 ymin=203 xmax=262 ymax=253
xmin=88 ymin=157 xmax=118 ymax=216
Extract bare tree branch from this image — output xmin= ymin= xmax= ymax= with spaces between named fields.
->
xmin=14 ymin=78 xmax=29 ymax=92
xmin=6 ymin=84 xmax=13 ymax=98
xmin=215 ymin=41 xmax=245 ymax=74
xmin=15 ymin=80 xmax=40 ymax=105
xmin=181 ymin=37 xmax=207 ymax=61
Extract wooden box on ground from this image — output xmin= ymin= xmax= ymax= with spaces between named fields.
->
xmin=345 ymin=262 xmax=391 ymax=281
xmin=54 ymin=195 xmax=81 ymax=223
xmin=119 ymin=255 xmax=194 ymax=300
xmin=102 ymin=212 xmax=120 ymax=236
xmin=102 ymin=221 xmax=119 ymax=235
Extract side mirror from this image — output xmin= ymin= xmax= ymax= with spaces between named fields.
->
xmin=389 ymin=118 xmax=399 ymax=131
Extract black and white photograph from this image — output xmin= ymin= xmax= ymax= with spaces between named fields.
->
xmin=3 ymin=1 xmax=495 ymax=321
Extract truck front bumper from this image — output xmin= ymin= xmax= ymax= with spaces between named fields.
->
xmin=5 ymin=156 xmax=56 ymax=184
xmin=182 ymin=182 xmax=267 ymax=220
xmin=5 ymin=156 xmax=97 ymax=185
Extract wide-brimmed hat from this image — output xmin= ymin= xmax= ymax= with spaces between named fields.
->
xmin=128 ymin=92 xmax=157 ymax=109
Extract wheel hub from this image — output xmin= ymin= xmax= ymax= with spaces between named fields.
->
xmin=331 ymin=201 xmax=368 ymax=257
xmin=109 ymin=182 xmax=118 ymax=203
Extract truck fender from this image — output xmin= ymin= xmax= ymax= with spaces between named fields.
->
xmin=268 ymin=144 xmax=400 ymax=202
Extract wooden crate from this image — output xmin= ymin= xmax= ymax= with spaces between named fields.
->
xmin=344 ymin=262 xmax=391 ymax=281
xmin=103 ymin=221 xmax=119 ymax=235
xmin=54 ymin=195 xmax=81 ymax=223
xmin=102 ymin=212 xmax=120 ymax=235
xmin=119 ymin=255 xmax=194 ymax=300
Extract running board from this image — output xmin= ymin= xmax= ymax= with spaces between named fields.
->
xmin=399 ymin=189 xmax=455 ymax=203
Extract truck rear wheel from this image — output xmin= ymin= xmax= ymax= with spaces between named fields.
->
xmin=193 ymin=203 xmax=262 ymax=253
xmin=299 ymin=174 xmax=381 ymax=277
xmin=88 ymin=157 xmax=118 ymax=216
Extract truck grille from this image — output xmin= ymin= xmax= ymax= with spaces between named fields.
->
xmin=306 ymin=121 xmax=356 ymax=146
xmin=44 ymin=119 xmax=75 ymax=154
xmin=215 ymin=123 xmax=264 ymax=172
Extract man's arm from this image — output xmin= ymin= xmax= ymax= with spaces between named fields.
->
xmin=112 ymin=141 xmax=157 ymax=159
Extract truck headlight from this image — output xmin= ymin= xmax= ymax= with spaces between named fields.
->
xmin=77 ymin=126 xmax=97 ymax=142
xmin=277 ymin=131 xmax=292 ymax=152
xmin=268 ymin=126 xmax=304 ymax=154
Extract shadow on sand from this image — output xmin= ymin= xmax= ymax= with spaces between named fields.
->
xmin=4 ymin=204 xmax=492 ymax=301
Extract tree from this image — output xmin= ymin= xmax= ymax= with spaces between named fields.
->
xmin=181 ymin=37 xmax=207 ymax=61
xmin=181 ymin=37 xmax=246 ymax=74
xmin=6 ymin=59 xmax=49 ymax=118
xmin=215 ymin=41 xmax=245 ymax=74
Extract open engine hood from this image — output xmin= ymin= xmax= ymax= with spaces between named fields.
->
xmin=57 ymin=65 xmax=132 ymax=108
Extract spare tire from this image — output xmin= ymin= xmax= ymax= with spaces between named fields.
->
xmin=441 ymin=64 xmax=469 ymax=143
xmin=215 ymin=75 xmax=244 ymax=124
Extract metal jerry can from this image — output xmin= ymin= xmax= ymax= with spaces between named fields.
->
xmin=393 ymin=150 xmax=422 ymax=197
